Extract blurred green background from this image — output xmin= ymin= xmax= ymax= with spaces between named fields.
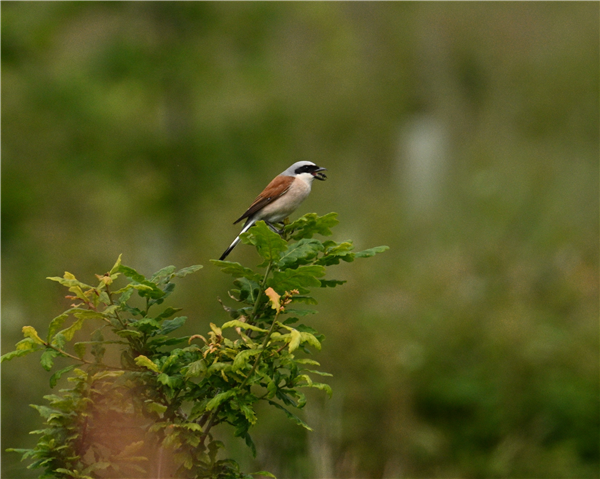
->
xmin=2 ymin=2 xmax=598 ymax=478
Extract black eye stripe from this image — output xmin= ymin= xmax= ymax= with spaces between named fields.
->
xmin=294 ymin=164 xmax=319 ymax=175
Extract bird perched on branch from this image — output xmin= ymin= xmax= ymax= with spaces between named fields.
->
xmin=219 ymin=161 xmax=327 ymax=261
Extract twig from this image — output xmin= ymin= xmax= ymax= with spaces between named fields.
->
xmin=250 ymin=261 xmax=273 ymax=323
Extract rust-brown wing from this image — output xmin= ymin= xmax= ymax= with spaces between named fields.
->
xmin=233 ymin=175 xmax=294 ymax=224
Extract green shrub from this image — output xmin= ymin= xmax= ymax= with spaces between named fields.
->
xmin=1 ymin=213 xmax=387 ymax=479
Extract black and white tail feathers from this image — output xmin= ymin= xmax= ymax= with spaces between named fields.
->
xmin=218 ymin=219 xmax=256 ymax=261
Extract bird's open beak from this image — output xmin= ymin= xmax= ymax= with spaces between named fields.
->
xmin=312 ymin=167 xmax=327 ymax=181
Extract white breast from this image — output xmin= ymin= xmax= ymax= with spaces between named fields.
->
xmin=257 ymin=175 xmax=313 ymax=223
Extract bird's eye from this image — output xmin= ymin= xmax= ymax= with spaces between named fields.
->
xmin=296 ymin=165 xmax=314 ymax=175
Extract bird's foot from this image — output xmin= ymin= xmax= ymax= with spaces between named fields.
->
xmin=266 ymin=221 xmax=285 ymax=236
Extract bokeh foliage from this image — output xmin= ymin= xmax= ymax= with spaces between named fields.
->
xmin=2 ymin=2 xmax=598 ymax=478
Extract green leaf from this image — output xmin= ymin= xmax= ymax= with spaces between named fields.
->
xmin=73 ymin=342 xmax=87 ymax=359
xmin=320 ymin=279 xmax=347 ymax=288
xmin=6 ymin=447 xmax=35 ymax=457
xmin=157 ymin=373 xmax=181 ymax=388
xmin=155 ymin=307 xmax=182 ymax=321
xmin=51 ymin=332 xmax=67 ymax=350
xmin=232 ymin=277 xmax=261 ymax=304
xmin=327 ymin=241 xmax=355 ymax=254
xmin=135 ymin=355 xmax=159 ymax=373
xmin=300 ymin=332 xmax=321 ymax=351
xmin=47 ymin=310 xmax=73 ymax=341
xmin=184 ymin=359 xmax=207 ymax=378
xmin=222 ymin=320 xmax=268 ymax=333
xmin=206 ymin=390 xmax=237 ymax=411
xmin=134 ymin=317 xmax=161 ymax=333
xmin=116 ymin=264 xmax=146 ymax=283
xmin=305 ymin=381 xmax=333 ymax=397
xmin=210 ymin=260 xmax=262 ymax=282
xmin=278 ymin=239 xmax=324 ymax=268
xmin=151 ymin=265 xmax=176 ymax=282
xmin=188 ymin=399 xmax=210 ymax=421
xmin=174 ymin=264 xmax=203 ymax=278
xmin=182 ymin=422 xmax=203 ymax=432
xmin=269 ymin=265 xmax=325 ymax=292
xmin=291 ymin=295 xmax=318 ymax=305
xmin=158 ymin=316 xmax=186 ymax=335
xmin=239 ymin=403 xmax=257 ymax=425
xmin=58 ymin=317 xmax=85 ymax=341
xmin=30 ymin=404 xmax=55 ymax=419
xmin=240 ymin=431 xmax=257 ymax=458
xmin=267 ymin=400 xmax=313 ymax=431
xmin=305 ymin=369 xmax=333 ymax=377
xmin=232 ymin=349 xmax=262 ymax=372
xmin=148 ymin=336 xmax=189 ymax=347
xmin=240 ymin=221 xmax=288 ymax=261
xmin=295 ymin=358 xmax=321 ymax=366
xmin=0 ymin=348 xmax=38 ymax=363
xmin=286 ymin=212 xmax=339 ymax=240
xmin=284 ymin=308 xmax=317 ymax=317
xmin=117 ymin=265 xmax=165 ymax=299
xmin=109 ymin=254 xmax=123 ymax=274
xmin=114 ymin=328 xmax=143 ymax=339
xmin=354 ymin=245 xmax=390 ymax=258
xmin=135 ymin=282 xmax=165 ymax=299
xmin=297 ymin=323 xmax=324 ymax=341
xmin=49 ymin=365 xmax=76 ymax=388
xmin=116 ymin=284 xmax=135 ymax=304
xmin=317 ymin=241 xmax=356 ymax=266
xmin=91 ymin=331 xmax=107 ymax=361
xmin=282 ymin=316 xmax=299 ymax=325
xmin=207 ymin=362 xmax=228 ymax=375
xmin=267 ymin=379 xmax=278 ymax=398
xmin=40 ymin=349 xmax=58 ymax=371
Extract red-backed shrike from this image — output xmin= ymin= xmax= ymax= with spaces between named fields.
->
xmin=219 ymin=161 xmax=327 ymax=260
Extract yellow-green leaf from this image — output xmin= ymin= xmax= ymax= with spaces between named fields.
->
xmin=145 ymin=401 xmax=167 ymax=415
xmin=15 ymin=337 xmax=37 ymax=351
xmin=221 ymin=320 xmax=268 ymax=333
xmin=288 ymin=329 xmax=302 ymax=353
xmin=135 ymin=355 xmax=159 ymax=373
xmin=92 ymin=370 xmax=125 ymax=381
xmin=1 ymin=348 xmax=37 ymax=362
xmin=22 ymin=326 xmax=45 ymax=345
xmin=300 ymin=332 xmax=321 ymax=351
xmin=232 ymin=349 xmax=261 ymax=372
xmin=59 ymin=317 xmax=85 ymax=341
xmin=109 ymin=254 xmax=123 ymax=275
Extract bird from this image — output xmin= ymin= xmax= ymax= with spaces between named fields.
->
xmin=219 ymin=161 xmax=327 ymax=261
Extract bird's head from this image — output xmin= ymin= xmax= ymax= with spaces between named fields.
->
xmin=284 ymin=161 xmax=327 ymax=181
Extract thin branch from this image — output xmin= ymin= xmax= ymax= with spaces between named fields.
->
xmin=46 ymin=343 xmax=128 ymax=371
xmin=104 ymin=283 xmax=126 ymax=328
xmin=250 ymin=261 xmax=273 ymax=323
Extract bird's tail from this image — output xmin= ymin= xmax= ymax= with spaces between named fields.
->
xmin=219 ymin=219 xmax=255 ymax=261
